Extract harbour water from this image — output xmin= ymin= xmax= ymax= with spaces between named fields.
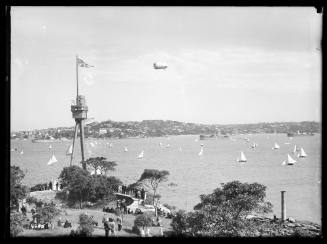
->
xmin=10 ymin=133 xmax=321 ymax=224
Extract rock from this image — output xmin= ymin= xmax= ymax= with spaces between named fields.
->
xmin=287 ymin=223 xmax=295 ymax=227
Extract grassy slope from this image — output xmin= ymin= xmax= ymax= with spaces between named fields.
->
xmin=20 ymin=190 xmax=172 ymax=237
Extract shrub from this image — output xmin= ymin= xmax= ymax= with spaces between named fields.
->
xmin=25 ymin=196 xmax=38 ymax=205
xmin=10 ymin=212 xmax=26 ymax=237
xmin=134 ymin=212 xmax=154 ymax=230
xmin=75 ymin=213 xmax=94 ymax=236
xmin=170 ymin=210 xmax=189 ymax=235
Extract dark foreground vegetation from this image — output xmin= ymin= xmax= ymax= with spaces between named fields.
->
xmin=10 ymin=163 xmax=321 ymax=237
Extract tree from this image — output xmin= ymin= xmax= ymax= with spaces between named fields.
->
xmin=194 ymin=181 xmax=272 ymax=221
xmin=172 ymin=181 xmax=273 ymax=237
xmin=87 ymin=175 xmax=122 ymax=202
xmin=10 ymin=166 xmax=28 ymax=210
xmin=84 ymin=157 xmax=117 ymax=175
xmin=137 ymin=169 xmax=169 ymax=216
xmin=75 ymin=213 xmax=94 ymax=236
xmin=38 ymin=202 xmax=61 ymax=224
xmin=170 ymin=210 xmax=189 ymax=236
xmin=59 ymin=166 xmax=90 ymax=208
xmin=133 ymin=212 xmax=154 ymax=235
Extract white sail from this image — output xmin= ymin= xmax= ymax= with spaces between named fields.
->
xmin=66 ymin=145 xmax=73 ymax=155
xmin=299 ymin=148 xmax=307 ymax=158
xmin=287 ymin=154 xmax=296 ymax=165
xmin=51 ymin=154 xmax=58 ymax=163
xmin=273 ymin=142 xmax=280 ymax=149
xmin=90 ymin=142 xmax=95 ymax=148
xmin=124 ymin=147 xmax=128 ymax=152
xmin=198 ymin=148 xmax=203 ymax=156
xmin=281 ymin=160 xmax=286 ymax=166
xmin=49 ymin=145 xmax=52 ymax=149
xmin=251 ymin=143 xmax=257 ymax=148
xmin=109 ymin=143 xmax=113 ymax=148
xmin=240 ymin=151 xmax=247 ymax=162
xmin=47 ymin=154 xmax=57 ymax=165
xmin=20 ymin=150 xmax=24 ymax=155
xmin=293 ymin=145 xmax=297 ymax=154
xmin=166 ymin=144 xmax=170 ymax=148
xmin=138 ymin=151 xmax=144 ymax=159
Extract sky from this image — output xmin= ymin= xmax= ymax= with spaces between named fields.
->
xmin=11 ymin=7 xmax=322 ymax=131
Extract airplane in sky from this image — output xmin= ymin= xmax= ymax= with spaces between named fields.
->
xmin=153 ymin=62 xmax=168 ymax=70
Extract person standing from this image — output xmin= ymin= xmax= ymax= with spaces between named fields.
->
xmin=108 ymin=218 xmax=116 ymax=236
xmin=49 ymin=181 xmax=53 ymax=191
xmin=102 ymin=215 xmax=109 ymax=237
xmin=56 ymin=182 xmax=59 ymax=191
xmin=116 ymin=215 xmax=123 ymax=231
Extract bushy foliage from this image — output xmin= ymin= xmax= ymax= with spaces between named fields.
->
xmin=59 ymin=165 xmax=121 ymax=207
xmin=87 ymin=175 xmax=122 ymax=202
xmin=59 ymin=166 xmax=91 ymax=208
xmin=38 ymin=202 xmax=61 ymax=223
xmin=85 ymin=157 xmax=117 ymax=175
xmin=25 ymin=196 xmax=38 ymax=205
xmin=30 ymin=183 xmax=48 ymax=192
xmin=10 ymin=166 xmax=28 ymax=209
xmin=134 ymin=212 xmax=154 ymax=229
xmin=10 ymin=212 xmax=27 ymax=237
xmin=75 ymin=213 xmax=94 ymax=236
xmin=171 ymin=181 xmax=273 ymax=237
xmin=170 ymin=210 xmax=188 ymax=235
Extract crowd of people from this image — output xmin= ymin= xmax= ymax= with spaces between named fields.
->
xmin=102 ymin=214 xmax=124 ymax=237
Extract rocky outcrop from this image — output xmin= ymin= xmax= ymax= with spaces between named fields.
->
xmin=245 ymin=216 xmax=321 ymax=237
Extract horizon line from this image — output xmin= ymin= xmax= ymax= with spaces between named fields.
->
xmin=11 ymin=119 xmax=321 ymax=132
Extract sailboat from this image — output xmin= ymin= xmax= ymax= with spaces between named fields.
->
xmin=49 ymin=145 xmax=52 ymax=149
xmin=251 ymin=142 xmax=257 ymax=148
xmin=109 ymin=143 xmax=113 ymax=148
xmin=298 ymin=148 xmax=307 ymax=158
xmin=166 ymin=144 xmax=170 ymax=148
xmin=90 ymin=142 xmax=95 ymax=148
xmin=281 ymin=160 xmax=287 ymax=166
xmin=272 ymin=142 xmax=280 ymax=149
xmin=198 ymin=147 xmax=203 ymax=156
xmin=293 ymin=145 xmax=298 ymax=154
xmin=47 ymin=154 xmax=58 ymax=165
xmin=66 ymin=145 xmax=73 ymax=155
xmin=286 ymin=154 xmax=296 ymax=165
xmin=20 ymin=150 xmax=24 ymax=155
xmin=237 ymin=151 xmax=247 ymax=162
xmin=138 ymin=151 xmax=144 ymax=159
xmin=124 ymin=147 xmax=128 ymax=152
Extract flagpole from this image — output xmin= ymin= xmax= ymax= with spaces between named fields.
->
xmin=76 ymin=54 xmax=79 ymax=98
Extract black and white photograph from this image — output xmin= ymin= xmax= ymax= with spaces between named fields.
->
xmin=9 ymin=6 xmax=322 ymax=237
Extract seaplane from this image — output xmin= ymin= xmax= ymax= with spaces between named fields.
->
xmin=153 ymin=62 xmax=168 ymax=70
